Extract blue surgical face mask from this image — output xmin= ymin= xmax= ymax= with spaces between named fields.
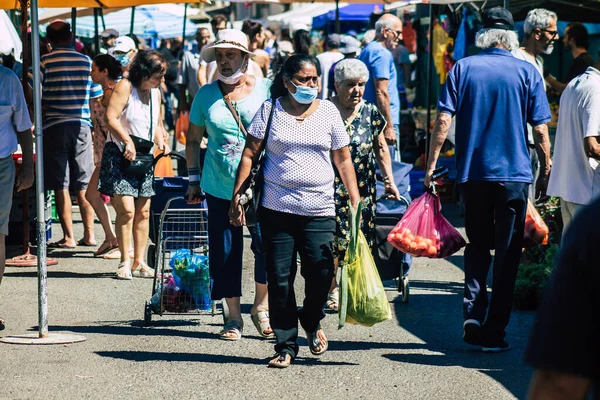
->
xmin=289 ymin=80 xmax=318 ymax=104
xmin=114 ymin=53 xmax=131 ymax=67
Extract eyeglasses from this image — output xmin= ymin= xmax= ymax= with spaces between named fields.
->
xmin=539 ymin=29 xmax=559 ymax=39
xmin=387 ymin=28 xmax=403 ymax=43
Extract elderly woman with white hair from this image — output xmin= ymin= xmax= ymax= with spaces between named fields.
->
xmin=184 ymin=29 xmax=273 ymax=341
xmin=326 ymin=58 xmax=400 ymax=311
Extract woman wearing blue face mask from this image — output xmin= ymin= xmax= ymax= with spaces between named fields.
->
xmin=229 ymin=54 xmax=361 ymax=368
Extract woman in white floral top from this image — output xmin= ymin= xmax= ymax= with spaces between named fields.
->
xmin=328 ymin=59 xmax=400 ymax=311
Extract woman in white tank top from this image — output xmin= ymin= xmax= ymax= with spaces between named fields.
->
xmin=101 ymin=50 xmax=170 ymax=280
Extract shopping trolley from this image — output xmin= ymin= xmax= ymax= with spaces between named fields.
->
xmin=143 ymin=155 xmax=224 ymax=325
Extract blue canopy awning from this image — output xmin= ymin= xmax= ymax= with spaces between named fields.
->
xmin=312 ymin=4 xmax=383 ymax=31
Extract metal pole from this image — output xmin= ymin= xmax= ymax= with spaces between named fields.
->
xmin=30 ymin=0 xmax=49 ymax=340
xmin=335 ymin=0 xmax=340 ymax=34
xmin=130 ymin=6 xmax=136 ymax=35
xmin=94 ymin=8 xmax=100 ymax=56
xmin=425 ymin=4 xmax=435 ymax=167
xmin=182 ymin=3 xmax=188 ymax=41
xmin=504 ymin=0 xmax=509 ymax=8
xmin=100 ymin=8 xmax=106 ymax=31
xmin=71 ymin=8 xmax=77 ymax=47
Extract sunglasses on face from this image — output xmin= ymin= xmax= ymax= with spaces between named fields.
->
xmin=539 ymin=28 xmax=559 ymax=40
xmin=387 ymin=28 xmax=403 ymax=43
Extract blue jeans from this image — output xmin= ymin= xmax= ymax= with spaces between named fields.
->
xmin=461 ymin=181 xmax=528 ymax=342
xmin=260 ymin=207 xmax=335 ymax=359
xmin=205 ymin=194 xmax=267 ymax=300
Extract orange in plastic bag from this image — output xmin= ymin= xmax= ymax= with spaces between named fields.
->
xmin=524 ymin=200 xmax=549 ymax=246
xmin=153 ymin=149 xmax=174 ymax=178
xmin=176 ymin=111 xmax=189 ymax=145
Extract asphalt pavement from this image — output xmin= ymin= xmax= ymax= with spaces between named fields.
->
xmin=0 ymin=204 xmax=537 ymax=400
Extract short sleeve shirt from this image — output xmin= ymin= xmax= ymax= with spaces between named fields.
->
xmin=513 ymin=48 xmax=546 ymax=145
xmin=358 ymin=41 xmax=400 ymax=125
xmin=248 ymin=99 xmax=349 ymax=217
xmin=547 ymin=67 xmax=600 ymax=205
xmin=565 ymin=52 xmax=595 ymax=84
xmin=0 ymin=66 xmax=33 ymax=158
xmin=189 ymin=78 xmax=271 ymax=200
xmin=394 ymin=44 xmax=411 ymax=90
xmin=178 ymin=50 xmax=201 ymax=98
xmin=526 ymin=197 xmax=600 ymax=391
xmin=438 ymin=48 xmax=551 ymax=183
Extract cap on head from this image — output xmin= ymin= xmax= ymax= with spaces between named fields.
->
xmin=100 ymin=28 xmax=119 ymax=38
xmin=327 ymin=33 xmax=341 ymax=49
xmin=200 ymin=29 xmax=256 ymax=63
xmin=340 ymin=35 xmax=359 ymax=54
xmin=113 ymin=36 xmax=136 ymax=53
xmin=482 ymin=7 xmax=515 ymax=31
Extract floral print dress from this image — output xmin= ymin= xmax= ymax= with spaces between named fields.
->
xmin=334 ymin=102 xmax=386 ymax=260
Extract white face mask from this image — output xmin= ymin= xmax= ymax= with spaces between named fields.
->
xmin=218 ymin=59 xmax=247 ymax=85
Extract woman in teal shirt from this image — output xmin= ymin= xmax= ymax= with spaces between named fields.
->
xmin=185 ymin=30 xmax=272 ymax=341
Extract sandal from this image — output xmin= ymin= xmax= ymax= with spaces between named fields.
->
xmin=268 ymin=353 xmax=293 ymax=368
xmin=77 ymin=238 xmax=97 ymax=247
xmin=0 ymin=316 xmax=5 ymax=331
xmin=132 ymin=262 xmax=155 ymax=279
xmin=306 ymin=327 xmax=328 ymax=356
xmin=326 ymin=290 xmax=339 ymax=312
xmin=220 ymin=320 xmax=243 ymax=341
xmin=251 ymin=311 xmax=275 ymax=338
xmin=115 ymin=262 xmax=133 ymax=280
xmin=94 ymin=240 xmax=119 ymax=257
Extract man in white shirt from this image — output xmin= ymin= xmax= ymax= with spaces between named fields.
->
xmin=547 ymin=64 xmax=600 ymax=232
xmin=316 ymin=34 xmax=344 ymax=99
xmin=512 ymin=8 xmax=558 ymax=202
xmin=0 ymin=65 xmax=34 ymax=330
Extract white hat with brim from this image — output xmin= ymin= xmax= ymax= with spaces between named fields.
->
xmin=200 ymin=29 xmax=256 ymax=63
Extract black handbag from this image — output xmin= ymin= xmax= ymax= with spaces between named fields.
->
xmin=122 ymin=90 xmax=155 ymax=177
xmin=220 ymin=85 xmax=275 ymax=227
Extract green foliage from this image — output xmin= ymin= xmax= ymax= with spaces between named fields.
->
xmin=513 ymin=198 xmax=562 ymax=311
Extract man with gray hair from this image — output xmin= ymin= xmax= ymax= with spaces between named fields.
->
xmin=513 ymin=8 xmax=558 ymax=201
xmin=358 ymin=14 xmax=402 ymax=156
xmin=424 ymin=7 xmax=552 ymax=353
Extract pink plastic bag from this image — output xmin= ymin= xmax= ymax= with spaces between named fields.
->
xmin=387 ymin=192 xmax=466 ymax=258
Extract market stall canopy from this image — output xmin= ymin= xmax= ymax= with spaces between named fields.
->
xmin=510 ymin=0 xmax=600 ymax=23
xmin=65 ymin=4 xmax=200 ymax=39
xmin=312 ymin=4 xmax=384 ymax=30
xmin=0 ymin=0 xmax=210 ymax=9
xmin=0 ymin=9 xmax=21 ymax=59
xmin=267 ymin=3 xmax=347 ymax=26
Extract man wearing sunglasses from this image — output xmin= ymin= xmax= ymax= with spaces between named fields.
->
xmin=358 ymin=13 xmax=403 ymax=159
xmin=513 ymin=8 xmax=557 ymax=202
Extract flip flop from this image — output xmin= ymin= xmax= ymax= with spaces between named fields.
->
xmin=251 ymin=311 xmax=275 ymax=338
xmin=268 ymin=353 xmax=293 ymax=368
xmin=48 ymin=241 xmax=76 ymax=249
xmin=77 ymin=239 xmax=97 ymax=247
xmin=326 ymin=290 xmax=339 ymax=312
xmin=104 ymin=248 xmax=133 ymax=260
xmin=306 ymin=328 xmax=328 ymax=356
xmin=94 ymin=240 xmax=119 ymax=257
xmin=0 ymin=317 xmax=5 ymax=331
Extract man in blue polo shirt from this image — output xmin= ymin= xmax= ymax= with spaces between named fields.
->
xmin=425 ymin=8 xmax=552 ymax=353
xmin=358 ymin=13 xmax=402 ymax=159
xmin=30 ymin=20 xmax=102 ymax=249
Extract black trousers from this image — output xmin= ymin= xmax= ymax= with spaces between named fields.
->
xmin=260 ymin=207 xmax=335 ymax=359
xmin=461 ymin=181 xmax=528 ymax=343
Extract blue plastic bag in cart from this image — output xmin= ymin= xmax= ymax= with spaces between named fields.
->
xmin=170 ymin=249 xmax=212 ymax=311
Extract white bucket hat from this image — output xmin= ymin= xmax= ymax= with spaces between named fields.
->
xmin=200 ymin=29 xmax=255 ymax=63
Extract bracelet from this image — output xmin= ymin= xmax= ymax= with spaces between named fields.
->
xmin=188 ymin=167 xmax=201 ymax=183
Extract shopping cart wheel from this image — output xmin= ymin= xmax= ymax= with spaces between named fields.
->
xmin=144 ymin=301 xmax=153 ymax=326
xmin=401 ymin=277 xmax=409 ymax=303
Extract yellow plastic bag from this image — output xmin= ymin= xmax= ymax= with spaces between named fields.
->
xmin=339 ymin=202 xmax=392 ymax=328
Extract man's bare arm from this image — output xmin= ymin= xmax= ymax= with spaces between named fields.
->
xmin=424 ymin=112 xmax=452 ymax=188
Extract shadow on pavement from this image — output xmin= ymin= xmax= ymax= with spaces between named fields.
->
xmin=5 ymin=271 xmax=115 ymax=279
xmin=95 ymin=350 xmax=359 ymax=366
xmin=387 ymin=279 xmax=534 ymax=399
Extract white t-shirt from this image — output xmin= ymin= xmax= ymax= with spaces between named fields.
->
xmin=547 ymin=67 xmax=600 ymax=205
xmin=513 ymin=48 xmax=546 ymax=145
xmin=248 ymin=99 xmax=349 ymax=217
xmin=316 ymin=51 xmax=344 ymax=99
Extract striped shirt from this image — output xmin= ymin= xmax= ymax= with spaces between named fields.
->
xmin=29 ymin=46 xmax=102 ymax=129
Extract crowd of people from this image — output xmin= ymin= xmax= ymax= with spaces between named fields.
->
xmin=0 ymin=6 xmax=598 ymax=392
